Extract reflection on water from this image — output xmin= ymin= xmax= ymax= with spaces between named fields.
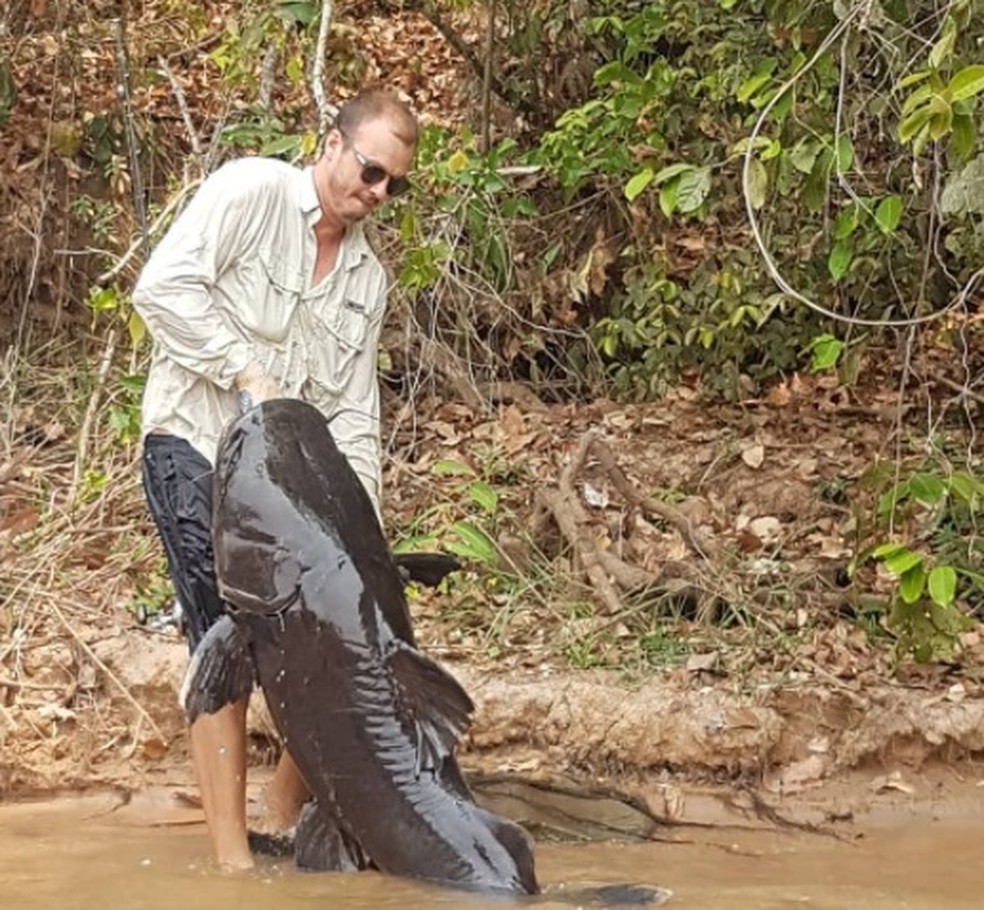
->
xmin=0 ymin=791 xmax=981 ymax=910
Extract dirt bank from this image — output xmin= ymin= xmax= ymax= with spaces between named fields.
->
xmin=3 ymin=625 xmax=983 ymax=830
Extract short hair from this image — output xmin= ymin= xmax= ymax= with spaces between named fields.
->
xmin=333 ymin=90 xmax=418 ymax=148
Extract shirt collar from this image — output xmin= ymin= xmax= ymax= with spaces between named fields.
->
xmin=299 ymin=167 xmax=371 ymax=272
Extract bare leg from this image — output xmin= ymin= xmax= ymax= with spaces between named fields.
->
xmin=190 ymin=697 xmax=253 ymax=870
xmin=257 ymin=748 xmax=310 ymax=833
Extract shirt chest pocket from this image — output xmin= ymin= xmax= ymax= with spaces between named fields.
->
xmin=241 ymin=247 xmax=303 ymax=343
xmin=312 ymin=296 xmax=371 ymax=354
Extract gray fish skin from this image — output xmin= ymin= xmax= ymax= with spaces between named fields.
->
xmin=186 ymin=398 xmax=538 ymax=895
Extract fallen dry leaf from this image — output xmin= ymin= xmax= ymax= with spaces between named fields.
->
xmin=741 ymin=443 xmax=765 ymax=469
xmin=685 ymin=652 xmax=720 ymax=673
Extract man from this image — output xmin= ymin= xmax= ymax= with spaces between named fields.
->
xmin=133 ymin=90 xmax=418 ymax=870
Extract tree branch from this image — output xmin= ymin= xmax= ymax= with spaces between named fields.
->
xmin=310 ymin=0 xmax=337 ymax=145
xmin=157 ymin=55 xmax=203 ymax=172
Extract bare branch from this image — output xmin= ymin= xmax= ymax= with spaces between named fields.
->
xmin=157 ymin=55 xmax=204 ymax=171
xmin=259 ymin=44 xmax=278 ymax=113
xmin=480 ymin=0 xmax=497 ymax=152
xmin=70 ymin=327 xmax=118 ymax=502
xmin=113 ymin=18 xmax=149 ymax=259
xmin=95 ymin=180 xmax=201 ymax=286
xmin=310 ymin=0 xmax=337 ymax=145
xmin=589 ymin=437 xmax=717 ymax=562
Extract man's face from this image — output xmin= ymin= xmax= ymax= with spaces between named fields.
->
xmin=320 ymin=117 xmax=415 ymax=225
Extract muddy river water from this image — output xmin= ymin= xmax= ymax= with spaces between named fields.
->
xmin=0 ymin=790 xmax=980 ymax=910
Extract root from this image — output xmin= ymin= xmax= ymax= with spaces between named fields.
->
xmin=535 ymin=429 xmax=724 ymax=617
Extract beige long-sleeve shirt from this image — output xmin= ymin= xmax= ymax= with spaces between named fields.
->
xmin=133 ymin=157 xmax=388 ymax=511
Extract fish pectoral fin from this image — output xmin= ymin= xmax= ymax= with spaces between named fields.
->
xmin=392 ymin=552 xmax=461 ymax=588
xmin=386 ymin=640 xmax=474 ymax=771
xmin=180 ymin=615 xmax=256 ymax=723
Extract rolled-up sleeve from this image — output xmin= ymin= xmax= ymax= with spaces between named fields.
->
xmin=133 ymin=165 xmax=257 ymax=389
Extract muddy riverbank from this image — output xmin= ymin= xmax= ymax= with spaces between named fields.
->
xmin=3 ymin=628 xmax=984 ymax=828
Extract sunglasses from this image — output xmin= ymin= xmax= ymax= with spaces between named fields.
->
xmin=340 ymin=131 xmax=411 ymax=198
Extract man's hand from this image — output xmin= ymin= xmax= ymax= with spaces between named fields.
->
xmin=234 ymin=361 xmax=280 ymax=404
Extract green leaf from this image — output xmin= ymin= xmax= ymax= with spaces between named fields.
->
xmin=901 ymin=83 xmax=933 ymax=117
xmin=803 ymin=149 xmax=832 ymax=212
xmin=833 ymin=204 xmax=859 ymax=240
xmin=652 ymin=163 xmax=695 ymax=185
xmin=899 ymin=106 xmax=933 ymax=144
xmin=836 ymin=136 xmax=854 ymax=172
xmin=789 ymin=139 xmax=819 ymax=174
xmin=928 ymin=107 xmax=953 ymax=141
xmin=745 ymin=158 xmax=768 ymax=210
xmin=871 ymin=541 xmax=905 ymax=560
xmin=659 ymin=179 xmax=680 ymax=218
xmin=676 ymin=167 xmax=711 ymax=213
xmin=88 ymin=286 xmax=119 ymax=312
xmin=908 ymin=473 xmax=947 ymax=504
xmin=446 ymin=521 xmax=499 ymax=566
xmin=737 ymin=72 xmax=772 ymax=104
xmin=761 ymin=139 xmax=782 ymax=162
xmin=276 ymin=1 xmax=318 ymax=25
xmin=949 ymin=65 xmax=984 ymax=102
xmin=285 ymin=55 xmax=304 ymax=85
xmin=625 ymin=168 xmax=654 ymax=202
xmin=899 ymin=563 xmax=927 ymax=604
xmin=392 ymin=534 xmax=440 ymax=554
xmin=259 ymin=134 xmax=302 ymax=157
xmin=807 ymin=334 xmax=844 ymax=373
xmin=876 ymin=485 xmax=909 ymax=517
xmin=874 ymin=196 xmax=903 ymax=234
xmin=399 ymin=206 xmax=416 ymax=243
xmin=897 ymin=70 xmax=932 ymax=90
xmin=927 ymin=565 xmax=957 ymax=608
xmin=119 ymin=373 xmax=146 ymax=395
xmin=912 ymin=121 xmax=933 ymax=156
xmin=127 ymin=311 xmax=146 ymax=348
xmin=466 ymin=481 xmax=499 ymax=515
xmin=882 ymin=548 xmax=923 ymax=576
xmin=950 ymin=112 xmax=976 ymax=160
xmin=928 ymin=17 xmax=957 ymax=69
xmin=594 ymin=60 xmax=632 ymax=86
xmin=431 ymin=459 xmax=476 ymax=477
xmin=949 ymin=472 xmax=984 ymax=506
xmin=827 ymin=239 xmax=853 ymax=281
xmin=108 ymin=408 xmax=132 ymax=436
xmin=502 ymin=197 xmax=539 ymax=218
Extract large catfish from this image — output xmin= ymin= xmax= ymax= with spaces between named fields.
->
xmin=181 ymin=398 xmax=538 ymax=894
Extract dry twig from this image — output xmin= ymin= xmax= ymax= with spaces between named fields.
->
xmin=70 ymin=326 xmax=118 ymax=502
xmin=536 ymin=430 xmax=725 ymax=617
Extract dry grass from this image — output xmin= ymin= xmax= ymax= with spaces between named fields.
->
xmin=0 ymin=341 xmax=169 ymax=778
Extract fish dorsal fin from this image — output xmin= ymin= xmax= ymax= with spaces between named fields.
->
xmin=386 ymin=640 xmax=474 ymax=775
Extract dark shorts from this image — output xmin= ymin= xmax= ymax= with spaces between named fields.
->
xmin=141 ymin=434 xmax=224 ymax=654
